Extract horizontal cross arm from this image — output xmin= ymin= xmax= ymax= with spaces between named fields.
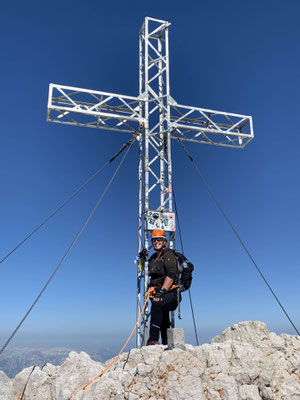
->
xmin=47 ymin=84 xmax=144 ymax=134
xmin=169 ymin=102 xmax=254 ymax=149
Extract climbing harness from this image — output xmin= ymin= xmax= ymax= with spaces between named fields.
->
xmin=0 ymin=136 xmax=137 ymax=356
xmin=148 ymin=284 xmax=179 ymax=297
xmin=72 ymin=287 xmax=156 ymax=400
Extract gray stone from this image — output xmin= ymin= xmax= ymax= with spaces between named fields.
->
xmin=167 ymin=327 xmax=186 ymax=350
xmin=21 ymin=367 xmax=51 ymax=400
xmin=2 ymin=320 xmax=300 ymax=400
xmin=206 ymin=389 xmax=221 ymax=399
xmin=239 ymin=384 xmax=262 ymax=400
xmin=200 ymin=341 xmax=232 ymax=371
xmin=214 ymin=373 xmax=239 ymax=400
xmin=211 ymin=321 xmax=270 ymax=348
xmin=12 ymin=366 xmax=35 ymax=398
xmin=0 ymin=370 xmax=13 ymax=400
xmin=0 ymin=370 xmax=10 ymax=386
xmin=269 ymin=331 xmax=285 ymax=350
xmin=41 ymin=362 xmax=58 ymax=376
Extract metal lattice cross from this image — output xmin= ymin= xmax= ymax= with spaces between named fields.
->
xmin=47 ymin=17 xmax=254 ymax=347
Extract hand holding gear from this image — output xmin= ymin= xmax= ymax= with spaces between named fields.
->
xmin=139 ymin=248 xmax=149 ymax=259
xmin=153 ymin=288 xmax=167 ymax=301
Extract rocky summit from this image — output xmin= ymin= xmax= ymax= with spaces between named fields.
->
xmin=0 ymin=321 xmax=300 ymax=400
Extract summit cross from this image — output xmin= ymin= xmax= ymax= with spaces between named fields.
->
xmin=47 ymin=17 xmax=254 ymax=347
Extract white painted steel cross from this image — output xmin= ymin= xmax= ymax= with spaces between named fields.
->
xmin=47 ymin=17 xmax=254 ymax=347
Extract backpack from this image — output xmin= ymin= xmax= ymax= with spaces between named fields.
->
xmin=171 ymin=250 xmax=194 ymax=293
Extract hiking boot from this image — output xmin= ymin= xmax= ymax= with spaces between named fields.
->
xmin=146 ymin=339 xmax=159 ymax=346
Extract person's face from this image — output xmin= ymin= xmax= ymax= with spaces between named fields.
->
xmin=152 ymin=238 xmax=165 ymax=251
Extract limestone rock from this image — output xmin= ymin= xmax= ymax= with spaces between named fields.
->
xmin=211 ymin=321 xmax=271 ymax=348
xmin=1 ymin=321 xmax=299 ymax=400
xmin=12 ymin=366 xmax=35 ymax=398
xmin=0 ymin=370 xmax=13 ymax=400
xmin=239 ymin=384 xmax=261 ymax=400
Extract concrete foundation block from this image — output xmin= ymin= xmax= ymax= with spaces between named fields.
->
xmin=167 ymin=328 xmax=186 ymax=350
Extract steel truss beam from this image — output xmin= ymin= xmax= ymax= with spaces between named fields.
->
xmin=46 ymin=16 xmax=254 ymax=350
xmin=47 ymin=84 xmax=142 ymax=134
xmin=47 ymin=84 xmax=253 ymax=148
xmin=170 ymin=103 xmax=253 ymax=148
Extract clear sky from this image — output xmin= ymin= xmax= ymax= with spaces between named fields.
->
xmin=1 ymin=0 xmax=300 ymax=353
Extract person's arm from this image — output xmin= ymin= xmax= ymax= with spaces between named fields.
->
xmin=163 ymin=250 xmax=177 ymax=281
xmin=161 ymin=276 xmax=174 ymax=291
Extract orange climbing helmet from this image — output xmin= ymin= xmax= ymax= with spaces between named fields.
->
xmin=151 ymin=229 xmax=167 ymax=242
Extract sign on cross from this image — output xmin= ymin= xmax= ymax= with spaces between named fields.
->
xmin=47 ymin=17 xmax=254 ymax=347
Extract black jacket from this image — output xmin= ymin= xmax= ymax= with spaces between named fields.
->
xmin=148 ymin=248 xmax=178 ymax=287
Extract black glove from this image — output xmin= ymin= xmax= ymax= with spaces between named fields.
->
xmin=139 ymin=248 xmax=149 ymax=259
xmin=154 ymin=288 xmax=167 ymax=300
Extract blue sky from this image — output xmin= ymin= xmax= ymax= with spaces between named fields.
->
xmin=1 ymin=0 xmax=300 ymax=353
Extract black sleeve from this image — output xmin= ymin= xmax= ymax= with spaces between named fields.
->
xmin=163 ymin=250 xmax=177 ymax=280
xmin=148 ymin=254 xmax=155 ymax=262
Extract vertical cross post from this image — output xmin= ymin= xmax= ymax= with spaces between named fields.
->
xmin=137 ymin=18 xmax=175 ymax=346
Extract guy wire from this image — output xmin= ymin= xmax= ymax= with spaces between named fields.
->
xmin=0 ymin=136 xmax=137 ymax=355
xmin=175 ymin=133 xmax=300 ymax=336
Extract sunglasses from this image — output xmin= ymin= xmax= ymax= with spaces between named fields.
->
xmin=151 ymin=238 xmax=164 ymax=243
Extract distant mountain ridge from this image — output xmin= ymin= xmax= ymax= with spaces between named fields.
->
xmin=0 ymin=346 xmax=113 ymax=378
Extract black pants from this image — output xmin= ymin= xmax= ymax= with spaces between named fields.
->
xmin=149 ymin=291 xmax=178 ymax=344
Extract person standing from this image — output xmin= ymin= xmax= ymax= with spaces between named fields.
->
xmin=146 ymin=229 xmax=178 ymax=345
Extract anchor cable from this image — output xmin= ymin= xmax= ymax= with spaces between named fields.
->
xmin=175 ymin=134 xmax=300 ymax=336
xmin=0 ymin=136 xmax=137 ymax=355
xmin=173 ymin=187 xmax=199 ymax=345
xmin=0 ymin=137 xmax=135 ymax=266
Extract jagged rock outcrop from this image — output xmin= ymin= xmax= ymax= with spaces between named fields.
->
xmin=0 ymin=347 xmax=82 ymax=378
xmin=0 ymin=321 xmax=299 ymax=399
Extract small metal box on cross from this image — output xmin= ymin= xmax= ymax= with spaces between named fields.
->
xmin=47 ymin=16 xmax=254 ymax=347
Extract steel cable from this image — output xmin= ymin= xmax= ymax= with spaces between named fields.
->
xmin=173 ymin=187 xmax=200 ymax=345
xmin=0 ymin=137 xmax=135 ymax=266
xmin=0 ymin=136 xmax=137 ymax=355
xmin=175 ymin=133 xmax=300 ymax=336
